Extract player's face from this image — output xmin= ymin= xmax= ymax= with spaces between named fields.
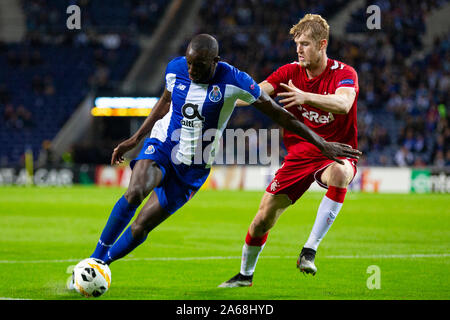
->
xmin=294 ymin=33 xmax=323 ymax=68
xmin=186 ymin=48 xmax=218 ymax=83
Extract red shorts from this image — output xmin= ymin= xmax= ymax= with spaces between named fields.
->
xmin=266 ymin=156 xmax=357 ymax=203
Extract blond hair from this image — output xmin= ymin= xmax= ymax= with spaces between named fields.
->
xmin=289 ymin=14 xmax=330 ymax=44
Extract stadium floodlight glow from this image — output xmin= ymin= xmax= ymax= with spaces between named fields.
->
xmin=92 ymin=97 xmax=159 ymax=117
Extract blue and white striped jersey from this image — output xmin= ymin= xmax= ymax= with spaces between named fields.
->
xmin=150 ymin=56 xmax=261 ymax=167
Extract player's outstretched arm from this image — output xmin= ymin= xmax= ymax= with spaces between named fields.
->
xmin=278 ymin=80 xmax=355 ymax=114
xmin=252 ymin=90 xmax=361 ymax=164
xmin=111 ymin=88 xmax=172 ymax=165
xmin=236 ymin=81 xmax=275 ymax=107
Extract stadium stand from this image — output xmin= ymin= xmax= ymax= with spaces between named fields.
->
xmin=0 ymin=0 xmax=170 ymax=166
xmin=175 ymin=0 xmax=449 ymax=166
xmin=343 ymin=0 xmax=449 ymax=166
xmin=22 ymin=0 xmax=168 ymax=34
xmin=0 ymin=0 xmax=448 ymax=168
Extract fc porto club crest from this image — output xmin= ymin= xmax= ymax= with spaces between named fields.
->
xmin=144 ymin=145 xmax=155 ymax=155
xmin=208 ymin=85 xmax=222 ymax=102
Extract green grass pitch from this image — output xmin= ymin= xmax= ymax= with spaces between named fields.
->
xmin=0 ymin=186 xmax=449 ymax=300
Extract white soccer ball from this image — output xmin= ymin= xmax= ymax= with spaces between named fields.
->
xmin=73 ymin=258 xmax=111 ymax=298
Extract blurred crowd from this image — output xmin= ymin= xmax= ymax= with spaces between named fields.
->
xmin=179 ymin=0 xmax=347 ymax=82
xmin=23 ymin=0 xmax=168 ymax=35
xmin=1 ymin=0 xmax=448 ymax=168
xmin=0 ymin=0 xmax=152 ymax=166
xmin=178 ymin=0 xmax=449 ymax=167
xmin=346 ymin=0 xmax=450 ymax=167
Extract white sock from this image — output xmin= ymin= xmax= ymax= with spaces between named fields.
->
xmin=240 ymin=243 xmax=266 ymax=276
xmin=304 ymin=195 xmax=344 ymax=251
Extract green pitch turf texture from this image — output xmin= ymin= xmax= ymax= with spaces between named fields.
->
xmin=0 ymin=186 xmax=448 ymax=300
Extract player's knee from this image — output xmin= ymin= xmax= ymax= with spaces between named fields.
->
xmin=328 ymin=164 xmax=353 ymax=187
xmin=125 ymin=185 xmax=148 ymax=206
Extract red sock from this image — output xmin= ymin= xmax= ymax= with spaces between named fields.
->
xmin=245 ymin=230 xmax=269 ymax=246
xmin=326 ymin=186 xmax=347 ymax=203
xmin=241 ymin=230 xmax=269 ymax=276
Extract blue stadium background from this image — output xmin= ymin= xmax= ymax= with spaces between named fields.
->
xmin=0 ymin=0 xmax=448 ymax=169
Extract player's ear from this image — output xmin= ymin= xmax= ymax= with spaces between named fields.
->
xmin=319 ymin=39 xmax=327 ymax=51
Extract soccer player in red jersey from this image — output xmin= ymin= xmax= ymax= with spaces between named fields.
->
xmin=220 ymin=14 xmax=359 ymax=287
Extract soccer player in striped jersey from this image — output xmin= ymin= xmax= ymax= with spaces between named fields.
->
xmin=80 ymin=34 xmax=360 ymax=276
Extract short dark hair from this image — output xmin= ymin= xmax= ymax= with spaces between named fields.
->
xmin=188 ymin=34 xmax=219 ymax=57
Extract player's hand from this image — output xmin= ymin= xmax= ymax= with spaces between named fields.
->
xmin=320 ymin=141 xmax=362 ymax=165
xmin=278 ymin=80 xmax=308 ymax=108
xmin=111 ymin=138 xmax=138 ymax=165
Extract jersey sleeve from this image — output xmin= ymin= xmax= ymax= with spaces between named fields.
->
xmin=265 ymin=63 xmax=293 ymax=96
xmin=232 ymin=68 xmax=261 ymax=104
xmin=164 ymin=58 xmax=179 ymax=93
xmin=334 ymin=67 xmax=359 ymax=93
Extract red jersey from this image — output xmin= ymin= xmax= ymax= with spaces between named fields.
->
xmin=266 ymin=58 xmax=358 ymax=161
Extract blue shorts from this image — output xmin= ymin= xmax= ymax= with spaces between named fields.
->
xmin=130 ymin=138 xmax=210 ymax=214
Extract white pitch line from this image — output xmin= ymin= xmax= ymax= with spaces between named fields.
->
xmin=0 ymin=297 xmax=32 ymax=300
xmin=324 ymin=253 xmax=450 ymax=259
xmin=0 ymin=253 xmax=449 ymax=264
xmin=0 ymin=259 xmax=80 ymax=264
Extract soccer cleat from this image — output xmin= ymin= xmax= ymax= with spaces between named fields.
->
xmin=218 ymin=273 xmax=253 ymax=288
xmin=297 ymin=247 xmax=317 ymax=275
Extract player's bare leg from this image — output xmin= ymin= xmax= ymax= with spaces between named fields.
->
xmin=104 ymin=191 xmax=171 ymax=264
xmin=320 ymin=160 xmax=354 ymax=188
xmin=298 ymin=160 xmax=355 ymax=275
xmin=130 ymin=191 xmax=171 ymax=242
xmin=91 ymin=159 xmax=163 ymax=263
xmin=248 ymin=192 xmax=292 ymax=237
xmin=68 ymin=159 xmax=167 ymax=290
xmin=124 ymin=159 xmax=164 ymax=206
xmin=219 ymin=192 xmax=291 ymax=287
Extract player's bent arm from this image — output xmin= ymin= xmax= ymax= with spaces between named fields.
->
xmin=129 ymin=88 xmax=172 ymax=144
xmin=252 ymin=90 xmax=361 ymax=163
xmin=279 ymin=82 xmax=356 ymax=114
xmin=236 ymin=81 xmax=275 ymax=107
xmin=111 ymin=89 xmax=171 ymax=165
xmin=253 ymin=90 xmax=327 ymax=150
xmin=304 ymin=87 xmax=356 ymax=114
